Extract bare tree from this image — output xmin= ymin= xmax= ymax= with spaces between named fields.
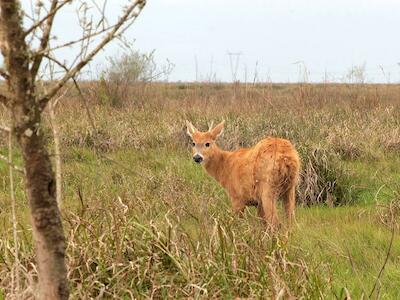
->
xmin=0 ymin=1 xmax=146 ymax=299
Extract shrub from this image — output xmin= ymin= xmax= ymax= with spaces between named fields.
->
xmin=297 ymin=147 xmax=358 ymax=206
xmin=96 ymin=49 xmax=174 ymax=107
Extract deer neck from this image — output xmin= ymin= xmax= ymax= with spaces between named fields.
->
xmin=203 ymin=147 xmax=231 ymax=187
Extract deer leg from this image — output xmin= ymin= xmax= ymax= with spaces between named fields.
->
xmin=260 ymin=186 xmax=280 ymax=229
xmin=283 ymin=185 xmax=296 ymax=227
xmin=257 ymin=203 xmax=265 ymax=219
xmin=231 ymin=198 xmax=246 ymax=217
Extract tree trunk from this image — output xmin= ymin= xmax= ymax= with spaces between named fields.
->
xmin=16 ymin=119 xmax=69 ymax=299
xmin=0 ymin=1 xmax=69 ymax=299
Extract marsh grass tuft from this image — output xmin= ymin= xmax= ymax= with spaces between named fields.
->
xmin=298 ymin=147 xmax=358 ymax=206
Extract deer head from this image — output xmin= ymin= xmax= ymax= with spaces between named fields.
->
xmin=186 ymin=120 xmax=225 ymax=164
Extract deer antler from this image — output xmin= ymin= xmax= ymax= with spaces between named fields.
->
xmin=208 ymin=121 xmax=214 ymax=132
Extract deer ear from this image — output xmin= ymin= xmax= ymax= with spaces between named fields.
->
xmin=186 ymin=120 xmax=197 ymax=138
xmin=210 ymin=120 xmax=225 ymax=139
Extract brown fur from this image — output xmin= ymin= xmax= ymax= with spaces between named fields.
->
xmin=186 ymin=121 xmax=300 ymax=228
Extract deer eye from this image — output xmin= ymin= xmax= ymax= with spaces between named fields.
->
xmin=192 ymin=142 xmax=196 ymax=146
xmin=205 ymin=142 xmax=210 ymax=147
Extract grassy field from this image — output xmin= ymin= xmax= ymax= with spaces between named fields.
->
xmin=1 ymin=82 xmax=400 ymax=298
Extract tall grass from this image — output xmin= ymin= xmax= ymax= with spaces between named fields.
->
xmin=1 ymin=82 xmax=400 ymax=298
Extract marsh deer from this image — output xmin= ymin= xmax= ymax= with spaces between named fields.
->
xmin=186 ymin=120 xmax=300 ymax=228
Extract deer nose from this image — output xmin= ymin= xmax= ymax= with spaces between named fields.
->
xmin=193 ymin=154 xmax=203 ymax=164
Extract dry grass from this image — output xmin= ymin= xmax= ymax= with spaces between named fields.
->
xmin=55 ymin=82 xmax=400 ymax=204
xmin=1 ymin=82 xmax=400 ymax=298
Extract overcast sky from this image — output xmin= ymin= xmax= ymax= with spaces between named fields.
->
xmin=22 ymin=0 xmax=400 ymax=82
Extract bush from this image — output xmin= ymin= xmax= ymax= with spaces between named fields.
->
xmin=96 ymin=49 xmax=174 ymax=107
xmin=297 ymin=147 xmax=358 ymax=206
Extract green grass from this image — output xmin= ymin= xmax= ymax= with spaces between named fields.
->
xmin=2 ymin=145 xmax=399 ymax=298
xmin=1 ymin=82 xmax=400 ymax=298
xmin=344 ymin=154 xmax=400 ymax=204
xmin=293 ymin=206 xmax=400 ymax=299
xmin=66 ymin=148 xmax=400 ymax=298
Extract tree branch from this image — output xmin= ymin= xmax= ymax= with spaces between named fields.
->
xmin=42 ymin=53 xmax=69 ymax=73
xmin=30 ymin=0 xmax=60 ymax=81
xmin=39 ymin=0 xmax=146 ymax=109
xmin=34 ymin=22 xmax=117 ymax=56
xmin=24 ymin=0 xmax=71 ymax=37
xmin=48 ymin=88 xmax=69 ymax=207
